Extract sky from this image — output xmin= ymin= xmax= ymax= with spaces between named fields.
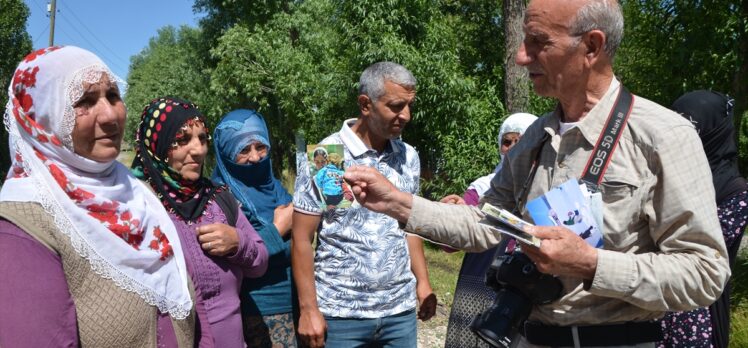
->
xmin=23 ymin=0 xmax=204 ymax=80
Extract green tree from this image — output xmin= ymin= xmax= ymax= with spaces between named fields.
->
xmin=616 ymin=0 xmax=747 ymax=173
xmin=124 ymin=25 xmax=213 ymax=148
xmin=209 ymin=0 xmax=515 ymax=197
xmin=0 ymin=0 xmax=33 ymax=183
xmin=503 ymin=0 xmax=530 ymax=113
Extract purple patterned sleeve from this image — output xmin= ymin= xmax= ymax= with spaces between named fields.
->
xmin=463 ymin=188 xmax=481 ymax=206
xmin=0 ymin=220 xmax=79 ymax=347
xmin=226 ymin=207 xmax=269 ymax=278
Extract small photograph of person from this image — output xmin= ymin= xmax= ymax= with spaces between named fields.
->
xmin=314 ymin=151 xmax=349 ymax=211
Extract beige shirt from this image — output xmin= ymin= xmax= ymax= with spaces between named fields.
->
xmin=405 ymin=79 xmax=729 ymax=326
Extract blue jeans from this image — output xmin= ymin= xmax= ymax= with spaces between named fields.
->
xmin=324 ymin=309 xmax=417 ymax=348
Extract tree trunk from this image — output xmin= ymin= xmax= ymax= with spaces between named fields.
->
xmin=503 ymin=0 xmax=530 ymax=113
xmin=734 ymin=0 xmax=748 ymax=174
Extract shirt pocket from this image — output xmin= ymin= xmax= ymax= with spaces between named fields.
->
xmin=599 ymin=175 xmax=647 ymax=248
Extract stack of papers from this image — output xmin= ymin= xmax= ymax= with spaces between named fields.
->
xmin=479 ymin=203 xmax=542 ymax=248
xmin=526 ymin=179 xmax=604 ymax=248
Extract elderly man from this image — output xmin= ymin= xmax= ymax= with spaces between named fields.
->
xmin=292 ymin=61 xmax=436 ymax=348
xmin=344 ymin=1 xmax=729 ymax=347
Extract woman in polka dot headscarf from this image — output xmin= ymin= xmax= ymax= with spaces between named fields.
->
xmin=132 ymin=97 xmax=269 ymax=347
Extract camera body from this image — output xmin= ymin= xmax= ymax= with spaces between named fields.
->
xmin=470 ymin=251 xmax=563 ymax=348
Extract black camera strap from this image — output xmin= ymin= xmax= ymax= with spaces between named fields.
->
xmin=580 ymin=86 xmax=633 ymax=191
xmin=515 ymin=85 xmax=633 ymax=213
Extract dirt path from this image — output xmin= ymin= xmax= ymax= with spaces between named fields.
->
xmin=417 ymin=303 xmax=449 ymax=348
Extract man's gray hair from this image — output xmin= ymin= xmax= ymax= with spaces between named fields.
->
xmin=569 ymin=0 xmax=624 ymax=58
xmin=358 ymin=62 xmax=416 ymax=101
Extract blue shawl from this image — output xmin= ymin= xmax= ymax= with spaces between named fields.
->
xmin=211 ymin=109 xmax=292 ymax=227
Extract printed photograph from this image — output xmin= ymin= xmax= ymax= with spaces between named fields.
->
xmin=526 ymin=179 xmax=603 ymax=248
xmin=307 ymin=144 xmax=354 ymax=211
xmin=479 ymin=203 xmax=542 ymax=248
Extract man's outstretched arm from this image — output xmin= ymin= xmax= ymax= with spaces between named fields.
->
xmin=345 ymin=166 xmax=501 ymax=252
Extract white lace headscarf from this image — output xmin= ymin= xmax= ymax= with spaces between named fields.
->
xmin=468 ymin=112 xmax=538 ymax=196
xmin=1 ymin=46 xmax=192 ymax=319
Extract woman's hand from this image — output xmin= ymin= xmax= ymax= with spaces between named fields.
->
xmin=196 ymin=223 xmax=239 ymax=256
xmin=439 ymin=194 xmax=465 ymax=205
xmin=273 ymin=203 xmax=294 ymax=238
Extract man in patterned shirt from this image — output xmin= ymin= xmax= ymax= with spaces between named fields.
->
xmin=292 ymin=62 xmax=436 ymax=348
xmin=344 ymin=1 xmax=729 ymax=347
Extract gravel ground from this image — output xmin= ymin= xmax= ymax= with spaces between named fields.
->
xmin=417 ymin=303 xmax=450 ymax=348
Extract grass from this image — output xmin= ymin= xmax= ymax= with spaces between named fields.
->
xmin=417 ymin=244 xmax=464 ymax=347
xmin=424 ymin=243 xmax=464 ymax=309
xmin=730 ymin=250 xmax=748 ymax=347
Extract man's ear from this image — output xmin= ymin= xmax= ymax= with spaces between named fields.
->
xmin=584 ymin=30 xmax=606 ymax=63
xmin=358 ymin=94 xmax=371 ymax=116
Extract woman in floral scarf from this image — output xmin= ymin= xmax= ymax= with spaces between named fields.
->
xmin=132 ymin=97 xmax=268 ymax=348
xmin=0 ymin=46 xmax=195 ymax=347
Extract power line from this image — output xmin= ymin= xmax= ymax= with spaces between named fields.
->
xmin=54 ymin=14 xmax=128 ymax=75
xmin=28 ymin=0 xmax=52 ymax=46
xmin=32 ymin=23 xmax=50 ymax=46
xmin=56 ymin=1 xmax=130 ymax=69
xmin=28 ymin=0 xmax=46 ymax=14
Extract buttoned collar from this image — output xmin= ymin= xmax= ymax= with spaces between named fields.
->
xmin=339 ymin=118 xmax=400 ymax=157
xmin=542 ymin=78 xmax=622 ymax=146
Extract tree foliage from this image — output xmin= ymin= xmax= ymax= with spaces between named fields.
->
xmin=0 ymin=0 xmax=32 ymax=182
xmin=616 ymin=0 xmax=748 ymax=170
xmin=124 ymin=25 xmax=213 ymax=148
xmin=617 ymin=0 xmax=740 ymax=103
xmin=123 ymin=0 xmax=748 ymax=196
xmin=207 ymin=0 xmax=521 ymax=197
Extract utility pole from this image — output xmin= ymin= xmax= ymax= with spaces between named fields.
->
xmin=48 ymin=0 xmax=57 ymax=46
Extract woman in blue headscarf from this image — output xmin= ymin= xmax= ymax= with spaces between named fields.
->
xmin=212 ymin=109 xmax=296 ymax=347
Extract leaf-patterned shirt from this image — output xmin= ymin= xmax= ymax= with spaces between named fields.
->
xmin=294 ymin=118 xmax=419 ymax=318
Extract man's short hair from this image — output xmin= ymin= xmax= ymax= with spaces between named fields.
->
xmin=569 ymin=0 xmax=624 ymax=58
xmin=358 ymin=62 xmax=416 ymax=102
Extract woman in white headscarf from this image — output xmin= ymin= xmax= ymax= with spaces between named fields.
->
xmin=0 ymin=46 xmax=195 ymax=347
xmin=443 ymin=112 xmax=537 ymax=348
xmin=464 ymin=112 xmax=538 ymax=199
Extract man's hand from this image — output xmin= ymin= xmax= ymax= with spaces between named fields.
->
xmin=416 ymin=284 xmax=437 ymax=321
xmin=343 ymin=165 xmax=412 ymax=222
xmin=439 ymin=194 xmax=464 ymax=205
xmin=297 ymin=308 xmax=327 ymax=348
xmin=196 ymin=223 xmax=239 ymax=256
xmin=522 ymin=226 xmax=599 ymax=280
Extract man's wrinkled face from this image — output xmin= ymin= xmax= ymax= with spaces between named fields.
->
xmin=515 ymin=0 xmax=587 ymax=99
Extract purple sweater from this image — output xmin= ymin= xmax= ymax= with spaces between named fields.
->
xmin=172 ymin=200 xmax=268 ymax=347
xmin=0 ymin=201 xmax=268 ymax=348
